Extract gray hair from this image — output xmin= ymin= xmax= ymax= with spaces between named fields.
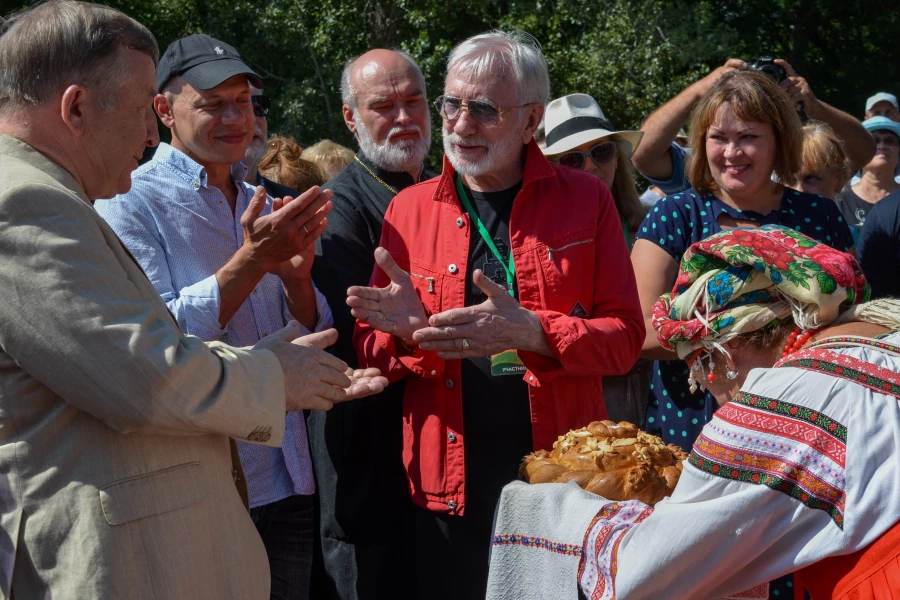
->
xmin=340 ymin=49 xmax=424 ymax=109
xmin=0 ymin=0 xmax=158 ymax=114
xmin=446 ymin=30 xmax=550 ymax=107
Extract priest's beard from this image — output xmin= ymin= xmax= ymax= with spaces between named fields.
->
xmin=354 ymin=115 xmax=431 ymax=174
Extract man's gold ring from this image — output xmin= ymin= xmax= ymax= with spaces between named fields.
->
xmin=302 ymin=225 xmax=310 ymax=235
xmin=461 ymin=338 xmax=470 ymax=351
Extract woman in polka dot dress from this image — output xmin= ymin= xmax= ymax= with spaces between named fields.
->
xmin=631 ymin=70 xmax=854 ymax=452
xmin=631 ymin=73 xmax=854 ymax=600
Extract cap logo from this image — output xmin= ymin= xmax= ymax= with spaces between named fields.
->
xmin=214 ymin=46 xmax=224 ymax=55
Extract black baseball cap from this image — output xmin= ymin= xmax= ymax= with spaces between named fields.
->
xmin=156 ymin=34 xmax=263 ymax=93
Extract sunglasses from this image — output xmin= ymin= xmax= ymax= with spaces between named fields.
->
xmin=433 ymin=95 xmax=535 ymax=127
xmin=251 ymin=95 xmax=271 ymax=118
xmin=553 ymin=141 xmax=617 ymax=170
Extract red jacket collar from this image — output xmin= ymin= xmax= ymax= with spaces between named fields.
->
xmin=432 ymin=139 xmax=555 ymax=204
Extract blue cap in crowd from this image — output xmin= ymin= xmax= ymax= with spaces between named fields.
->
xmin=862 ymin=116 xmax=900 ymax=139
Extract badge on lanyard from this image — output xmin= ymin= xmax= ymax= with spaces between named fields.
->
xmin=491 ymin=350 xmax=527 ymax=376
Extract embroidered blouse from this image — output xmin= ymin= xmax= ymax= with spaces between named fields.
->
xmin=578 ymin=332 xmax=900 ymax=598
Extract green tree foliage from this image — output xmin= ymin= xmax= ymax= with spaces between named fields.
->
xmin=10 ymin=0 xmax=899 ymax=167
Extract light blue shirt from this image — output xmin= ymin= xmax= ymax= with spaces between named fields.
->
xmin=96 ymin=143 xmax=332 ymax=507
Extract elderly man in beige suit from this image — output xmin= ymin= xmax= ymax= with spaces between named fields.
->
xmin=0 ymin=2 xmax=387 ymax=599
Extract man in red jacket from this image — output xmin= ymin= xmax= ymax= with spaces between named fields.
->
xmin=347 ymin=30 xmax=644 ymax=598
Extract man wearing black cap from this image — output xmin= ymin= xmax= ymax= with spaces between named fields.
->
xmin=96 ymin=34 xmax=334 ymax=600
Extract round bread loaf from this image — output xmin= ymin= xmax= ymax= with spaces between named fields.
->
xmin=520 ymin=420 xmax=689 ymax=505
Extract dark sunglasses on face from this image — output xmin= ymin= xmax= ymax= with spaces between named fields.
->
xmin=553 ymin=141 xmax=617 ymax=170
xmin=433 ymin=95 xmax=535 ymax=127
xmin=251 ymin=95 xmax=271 ymax=118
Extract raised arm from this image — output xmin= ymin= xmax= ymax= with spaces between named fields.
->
xmin=776 ymin=59 xmax=875 ymax=172
xmin=632 ymin=59 xmax=747 ymax=184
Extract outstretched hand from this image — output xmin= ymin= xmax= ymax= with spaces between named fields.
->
xmin=255 ymin=322 xmax=388 ymax=411
xmin=346 ymin=247 xmax=429 ymax=342
xmin=412 ymin=270 xmax=552 ymax=360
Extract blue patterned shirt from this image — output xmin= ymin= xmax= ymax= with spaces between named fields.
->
xmin=96 ymin=143 xmax=332 ymax=507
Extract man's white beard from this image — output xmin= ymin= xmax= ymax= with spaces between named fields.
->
xmin=443 ymin=125 xmax=525 ymax=177
xmin=354 ymin=114 xmax=431 ymax=173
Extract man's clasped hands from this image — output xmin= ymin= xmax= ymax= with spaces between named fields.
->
xmin=346 ymin=247 xmax=554 ymax=361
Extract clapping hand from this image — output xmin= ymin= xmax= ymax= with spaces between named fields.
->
xmin=346 ymin=248 xmax=429 ymax=343
xmin=412 ymin=270 xmax=551 ymax=360
xmin=241 ymin=185 xmax=332 ymax=276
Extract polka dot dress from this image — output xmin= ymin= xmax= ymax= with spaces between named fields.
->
xmin=635 ymin=187 xmax=854 ymax=452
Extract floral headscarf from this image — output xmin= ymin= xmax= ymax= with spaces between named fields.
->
xmin=652 ymin=225 xmax=870 ymax=361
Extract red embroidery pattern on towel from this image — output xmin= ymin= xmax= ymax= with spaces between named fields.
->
xmin=578 ymin=501 xmax=653 ymax=600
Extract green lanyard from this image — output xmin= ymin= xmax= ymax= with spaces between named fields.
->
xmin=454 ymin=174 xmax=516 ymax=298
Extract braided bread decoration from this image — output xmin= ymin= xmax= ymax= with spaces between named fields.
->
xmin=520 ymin=420 xmax=689 ymax=505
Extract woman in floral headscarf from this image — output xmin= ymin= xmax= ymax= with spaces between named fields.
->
xmin=488 ymin=226 xmax=900 ymax=600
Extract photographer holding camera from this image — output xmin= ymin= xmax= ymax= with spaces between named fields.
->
xmin=631 ymin=57 xmax=875 ymax=194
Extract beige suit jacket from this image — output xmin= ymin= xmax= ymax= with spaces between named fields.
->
xmin=0 ymin=135 xmax=287 ymax=599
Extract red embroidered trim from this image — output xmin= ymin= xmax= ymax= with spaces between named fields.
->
xmin=777 ymin=347 xmax=900 ymax=399
xmin=691 ymin=435 xmax=845 ymax=528
xmin=717 ymin=403 xmax=846 ymax=467
xmin=577 ymin=503 xmax=622 ymax=581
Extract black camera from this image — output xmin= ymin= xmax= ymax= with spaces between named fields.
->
xmin=749 ymin=57 xmax=787 ymax=83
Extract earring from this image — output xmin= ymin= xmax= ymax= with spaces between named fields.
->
xmin=726 ymin=368 xmax=739 ymax=380
xmin=707 ymin=356 xmax=716 ymax=382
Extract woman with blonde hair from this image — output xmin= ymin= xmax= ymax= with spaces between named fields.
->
xmin=542 ymin=94 xmax=646 ymax=248
xmin=301 ymin=139 xmax=355 ymax=180
xmin=786 ymin=120 xmax=852 ymax=199
xmin=630 ymin=70 xmax=854 ymax=457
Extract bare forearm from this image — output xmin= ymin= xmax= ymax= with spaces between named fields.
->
xmin=283 ymin=277 xmax=318 ymax=331
xmin=640 ymin=321 xmax=678 ymax=361
xmin=215 ymin=247 xmax=266 ymax=327
xmin=632 ymin=83 xmax=704 ymax=179
xmin=808 ymin=100 xmax=876 ymax=171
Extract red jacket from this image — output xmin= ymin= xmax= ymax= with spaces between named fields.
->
xmin=353 ymin=141 xmax=644 ymax=515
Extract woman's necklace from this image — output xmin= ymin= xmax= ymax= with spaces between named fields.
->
xmin=781 ymin=326 xmax=822 ymax=358
xmin=355 ymin=156 xmax=398 ymax=195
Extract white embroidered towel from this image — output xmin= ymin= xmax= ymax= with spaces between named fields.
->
xmin=486 ymin=480 xmax=607 ymax=600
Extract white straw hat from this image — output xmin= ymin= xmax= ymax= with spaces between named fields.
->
xmin=542 ymin=93 xmax=643 ymax=157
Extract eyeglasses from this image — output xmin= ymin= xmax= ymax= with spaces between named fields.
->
xmin=251 ymin=95 xmax=271 ymax=118
xmin=552 ymin=141 xmax=617 ymax=170
xmin=434 ymin=95 xmax=535 ymax=127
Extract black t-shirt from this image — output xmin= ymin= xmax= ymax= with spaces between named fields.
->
xmin=857 ymin=190 xmax=900 ymax=299
xmin=460 ymin=181 xmax=531 ymax=443
xmin=835 ymin=186 xmax=877 ymax=229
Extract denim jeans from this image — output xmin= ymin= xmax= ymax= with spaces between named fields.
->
xmin=250 ymin=493 xmax=314 ymax=600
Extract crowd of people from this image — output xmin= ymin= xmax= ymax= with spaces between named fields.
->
xmin=1 ymin=1 xmax=899 ymax=599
